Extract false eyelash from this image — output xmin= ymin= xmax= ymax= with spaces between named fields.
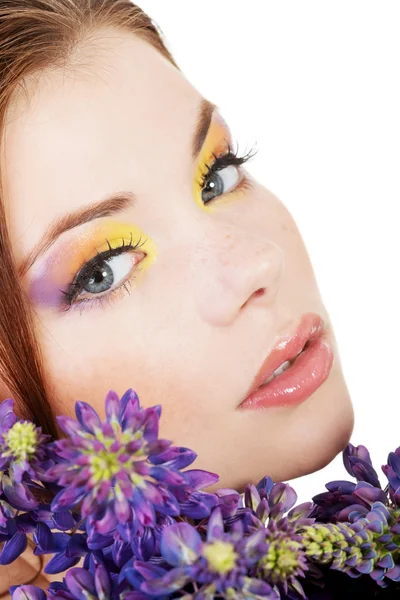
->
xmin=59 ymin=232 xmax=147 ymax=311
xmin=198 ymin=139 xmax=258 ymax=191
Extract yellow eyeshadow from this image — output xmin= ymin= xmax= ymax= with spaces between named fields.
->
xmin=192 ymin=115 xmax=234 ymax=212
xmin=57 ymin=220 xmax=157 ymax=288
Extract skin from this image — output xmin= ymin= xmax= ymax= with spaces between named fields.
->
xmin=0 ymin=28 xmax=354 ymax=493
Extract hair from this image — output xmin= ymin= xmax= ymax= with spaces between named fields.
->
xmin=0 ymin=0 xmax=180 ymax=441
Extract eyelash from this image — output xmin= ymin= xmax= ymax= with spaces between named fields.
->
xmin=198 ymin=139 xmax=258 ymax=199
xmin=61 ymin=140 xmax=258 ymax=314
xmin=59 ymin=233 xmax=147 ymax=314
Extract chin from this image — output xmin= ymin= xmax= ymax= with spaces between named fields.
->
xmin=269 ymin=393 xmax=355 ymax=485
xmin=207 ymin=386 xmax=355 ymax=494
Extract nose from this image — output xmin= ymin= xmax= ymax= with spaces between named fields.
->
xmin=192 ymin=224 xmax=284 ymax=326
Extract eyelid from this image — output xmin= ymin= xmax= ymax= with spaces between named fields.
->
xmin=195 ymin=137 xmax=258 ymax=207
xmin=61 ymin=234 xmax=146 ymax=307
xmin=56 ymin=228 xmax=158 ymax=313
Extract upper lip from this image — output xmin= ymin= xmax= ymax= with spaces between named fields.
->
xmin=241 ymin=312 xmax=327 ymax=402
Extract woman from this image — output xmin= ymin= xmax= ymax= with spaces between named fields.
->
xmin=0 ymin=0 xmax=354 ymax=593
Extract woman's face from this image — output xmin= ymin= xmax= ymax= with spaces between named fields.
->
xmin=1 ymin=29 xmax=354 ymax=491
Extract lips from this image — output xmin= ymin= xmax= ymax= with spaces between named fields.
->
xmin=239 ymin=313 xmax=328 ymax=405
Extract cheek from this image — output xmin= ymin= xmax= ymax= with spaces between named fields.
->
xmin=35 ymin=290 xmax=204 ymax=426
xmin=248 ymin=184 xmax=317 ymax=280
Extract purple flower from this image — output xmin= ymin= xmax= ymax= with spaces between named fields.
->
xmin=382 ymin=446 xmax=400 ymax=506
xmin=64 ymin=563 xmax=112 ymax=600
xmin=46 ymin=389 xmax=217 ymax=540
xmin=343 ymin=443 xmax=382 ymax=488
xmin=243 ymin=479 xmax=314 ymax=598
xmin=2 ymin=389 xmax=400 ymax=599
xmin=11 ymin=585 xmax=47 ymax=600
xmin=253 ymin=516 xmax=310 ymax=599
xmin=311 ymin=479 xmax=388 ymax=524
xmin=245 ymin=478 xmax=314 ymax=529
xmin=0 ymin=398 xmax=53 ymax=486
xmin=131 ymin=507 xmax=279 ymax=599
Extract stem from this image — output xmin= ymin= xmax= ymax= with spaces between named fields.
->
xmin=70 ymin=516 xmax=86 ymax=535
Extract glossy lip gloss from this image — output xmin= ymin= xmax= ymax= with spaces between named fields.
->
xmin=238 ymin=313 xmax=334 ymax=410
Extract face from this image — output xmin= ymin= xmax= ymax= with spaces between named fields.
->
xmin=1 ymin=29 xmax=354 ymax=491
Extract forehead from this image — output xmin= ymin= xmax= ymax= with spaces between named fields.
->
xmin=1 ymin=29 xmax=201 ymax=266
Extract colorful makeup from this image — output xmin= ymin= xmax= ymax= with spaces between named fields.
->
xmin=27 ymin=111 xmax=255 ymax=313
xmin=192 ymin=111 xmax=257 ymax=211
xmin=28 ymin=220 xmax=157 ymax=310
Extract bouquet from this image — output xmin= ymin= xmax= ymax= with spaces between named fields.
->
xmin=0 ymin=388 xmax=399 ymax=600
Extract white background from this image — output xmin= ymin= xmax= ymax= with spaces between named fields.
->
xmin=138 ymin=1 xmax=400 ymax=505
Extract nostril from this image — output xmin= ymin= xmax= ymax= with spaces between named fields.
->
xmin=242 ymin=288 xmax=266 ymax=309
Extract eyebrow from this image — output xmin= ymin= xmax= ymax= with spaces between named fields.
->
xmin=18 ymin=97 xmax=217 ymax=278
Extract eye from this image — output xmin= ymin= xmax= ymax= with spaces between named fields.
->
xmin=60 ymin=235 xmax=146 ymax=312
xmin=76 ymin=252 xmax=137 ymax=298
xmin=199 ymin=142 xmax=258 ymax=205
xmin=201 ymin=164 xmax=241 ymax=204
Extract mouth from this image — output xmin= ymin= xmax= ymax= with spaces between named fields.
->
xmin=238 ymin=312 xmax=335 ymax=410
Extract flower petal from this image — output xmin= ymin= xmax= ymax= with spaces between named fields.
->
xmin=51 ymin=486 xmax=86 ymax=513
xmin=269 ymin=482 xmax=297 ymax=513
xmin=149 ymin=466 xmax=185 ymax=486
xmin=104 ymin=389 xmax=121 ymax=424
xmin=65 ymin=567 xmax=96 ymax=599
xmin=3 ymin=477 xmax=38 ymax=511
xmin=161 ymin=522 xmax=202 ymax=566
xmin=44 ymin=550 xmax=81 ymax=575
xmin=0 ymin=398 xmax=16 ymax=433
xmin=33 ymin=522 xmax=53 ymax=553
xmin=75 ymin=402 xmax=102 ymax=435
xmin=11 ymin=585 xmax=47 ymax=600
xmin=148 ymin=446 xmax=196 ymax=470
xmin=215 ymin=488 xmax=241 ymax=519
xmin=206 ymin=507 xmax=224 ymax=542
xmin=94 ymin=562 xmax=111 ymax=599
xmin=141 ymin=566 xmax=191 ymax=596
xmin=182 ymin=469 xmax=219 ymax=490
xmin=56 ymin=415 xmax=84 ymax=437
xmin=52 ymin=511 xmax=75 ymax=531
xmin=180 ymin=490 xmax=218 ymax=519
xmin=0 ymin=532 xmax=27 ymax=564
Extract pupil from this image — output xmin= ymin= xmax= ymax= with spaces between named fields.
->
xmin=94 ymin=269 xmax=106 ymax=283
xmin=85 ymin=263 xmax=114 ymax=293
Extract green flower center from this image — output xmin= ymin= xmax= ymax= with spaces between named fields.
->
xmin=203 ymin=540 xmax=239 ymax=575
xmin=90 ymin=450 xmax=121 ymax=483
xmin=258 ymin=537 xmax=302 ymax=582
xmin=4 ymin=421 xmax=38 ymax=461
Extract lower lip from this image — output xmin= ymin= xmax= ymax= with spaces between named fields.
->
xmin=239 ymin=332 xmax=334 ymax=410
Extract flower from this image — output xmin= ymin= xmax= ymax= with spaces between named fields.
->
xmin=9 ymin=585 xmax=47 ymax=600
xmin=46 ymin=389 xmax=218 ymax=542
xmin=382 ymin=446 xmax=400 ymax=506
xmin=243 ymin=479 xmax=315 ymax=598
xmin=128 ymin=507 xmax=279 ymax=599
xmin=343 ymin=443 xmax=382 ymax=488
xmin=254 ymin=518 xmax=309 ymax=598
xmin=1 ymin=389 xmax=399 ymax=600
xmin=300 ymin=501 xmax=400 ymax=588
xmin=310 ymin=442 xmax=389 ymax=523
xmin=0 ymin=398 xmax=52 ymax=487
